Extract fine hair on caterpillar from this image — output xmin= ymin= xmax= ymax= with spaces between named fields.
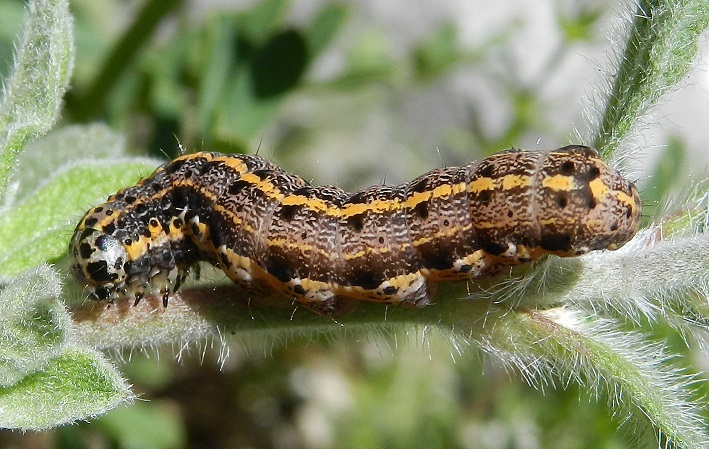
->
xmin=69 ymin=145 xmax=642 ymax=316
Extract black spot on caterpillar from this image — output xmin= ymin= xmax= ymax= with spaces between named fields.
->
xmin=69 ymin=146 xmax=642 ymax=315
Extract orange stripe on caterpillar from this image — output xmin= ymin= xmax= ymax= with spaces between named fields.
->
xmin=69 ymin=146 xmax=642 ymax=315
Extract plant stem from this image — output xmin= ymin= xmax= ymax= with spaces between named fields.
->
xmin=593 ymin=0 xmax=709 ymax=160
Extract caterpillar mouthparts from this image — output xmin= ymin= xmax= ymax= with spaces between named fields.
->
xmin=70 ymin=146 xmax=641 ymax=315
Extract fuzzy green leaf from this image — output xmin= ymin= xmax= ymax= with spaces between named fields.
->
xmin=454 ymin=306 xmax=706 ymax=449
xmin=0 ymin=157 xmax=159 ymax=281
xmin=0 ymin=265 xmax=67 ymax=387
xmin=8 ymin=123 xmax=129 ymax=204
xmin=0 ymin=346 xmax=132 ymax=430
xmin=0 ymin=0 xmax=74 ymax=201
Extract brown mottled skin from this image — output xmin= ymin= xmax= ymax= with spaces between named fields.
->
xmin=70 ymin=146 xmax=641 ymax=315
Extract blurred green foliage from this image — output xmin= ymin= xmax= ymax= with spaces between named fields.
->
xmin=0 ymin=0 xmax=701 ymax=448
xmin=62 ymin=0 xmax=350 ymax=156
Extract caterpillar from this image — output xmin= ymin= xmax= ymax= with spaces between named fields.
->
xmin=69 ymin=146 xmax=641 ymax=315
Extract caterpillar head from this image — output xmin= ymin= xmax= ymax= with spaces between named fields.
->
xmin=70 ymin=227 xmax=130 ymax=301
xmin=70 ymin=204 xmax=187 ymax=305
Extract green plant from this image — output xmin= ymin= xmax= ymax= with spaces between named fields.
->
xmin=1 ymin=0 xmax=709 ymax=448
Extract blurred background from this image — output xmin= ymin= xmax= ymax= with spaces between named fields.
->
xmin=1 ymin=0 xmax=708 ymax=447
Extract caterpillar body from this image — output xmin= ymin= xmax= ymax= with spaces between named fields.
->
xmin=70 ymin=146 xmax=641 ymax=315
